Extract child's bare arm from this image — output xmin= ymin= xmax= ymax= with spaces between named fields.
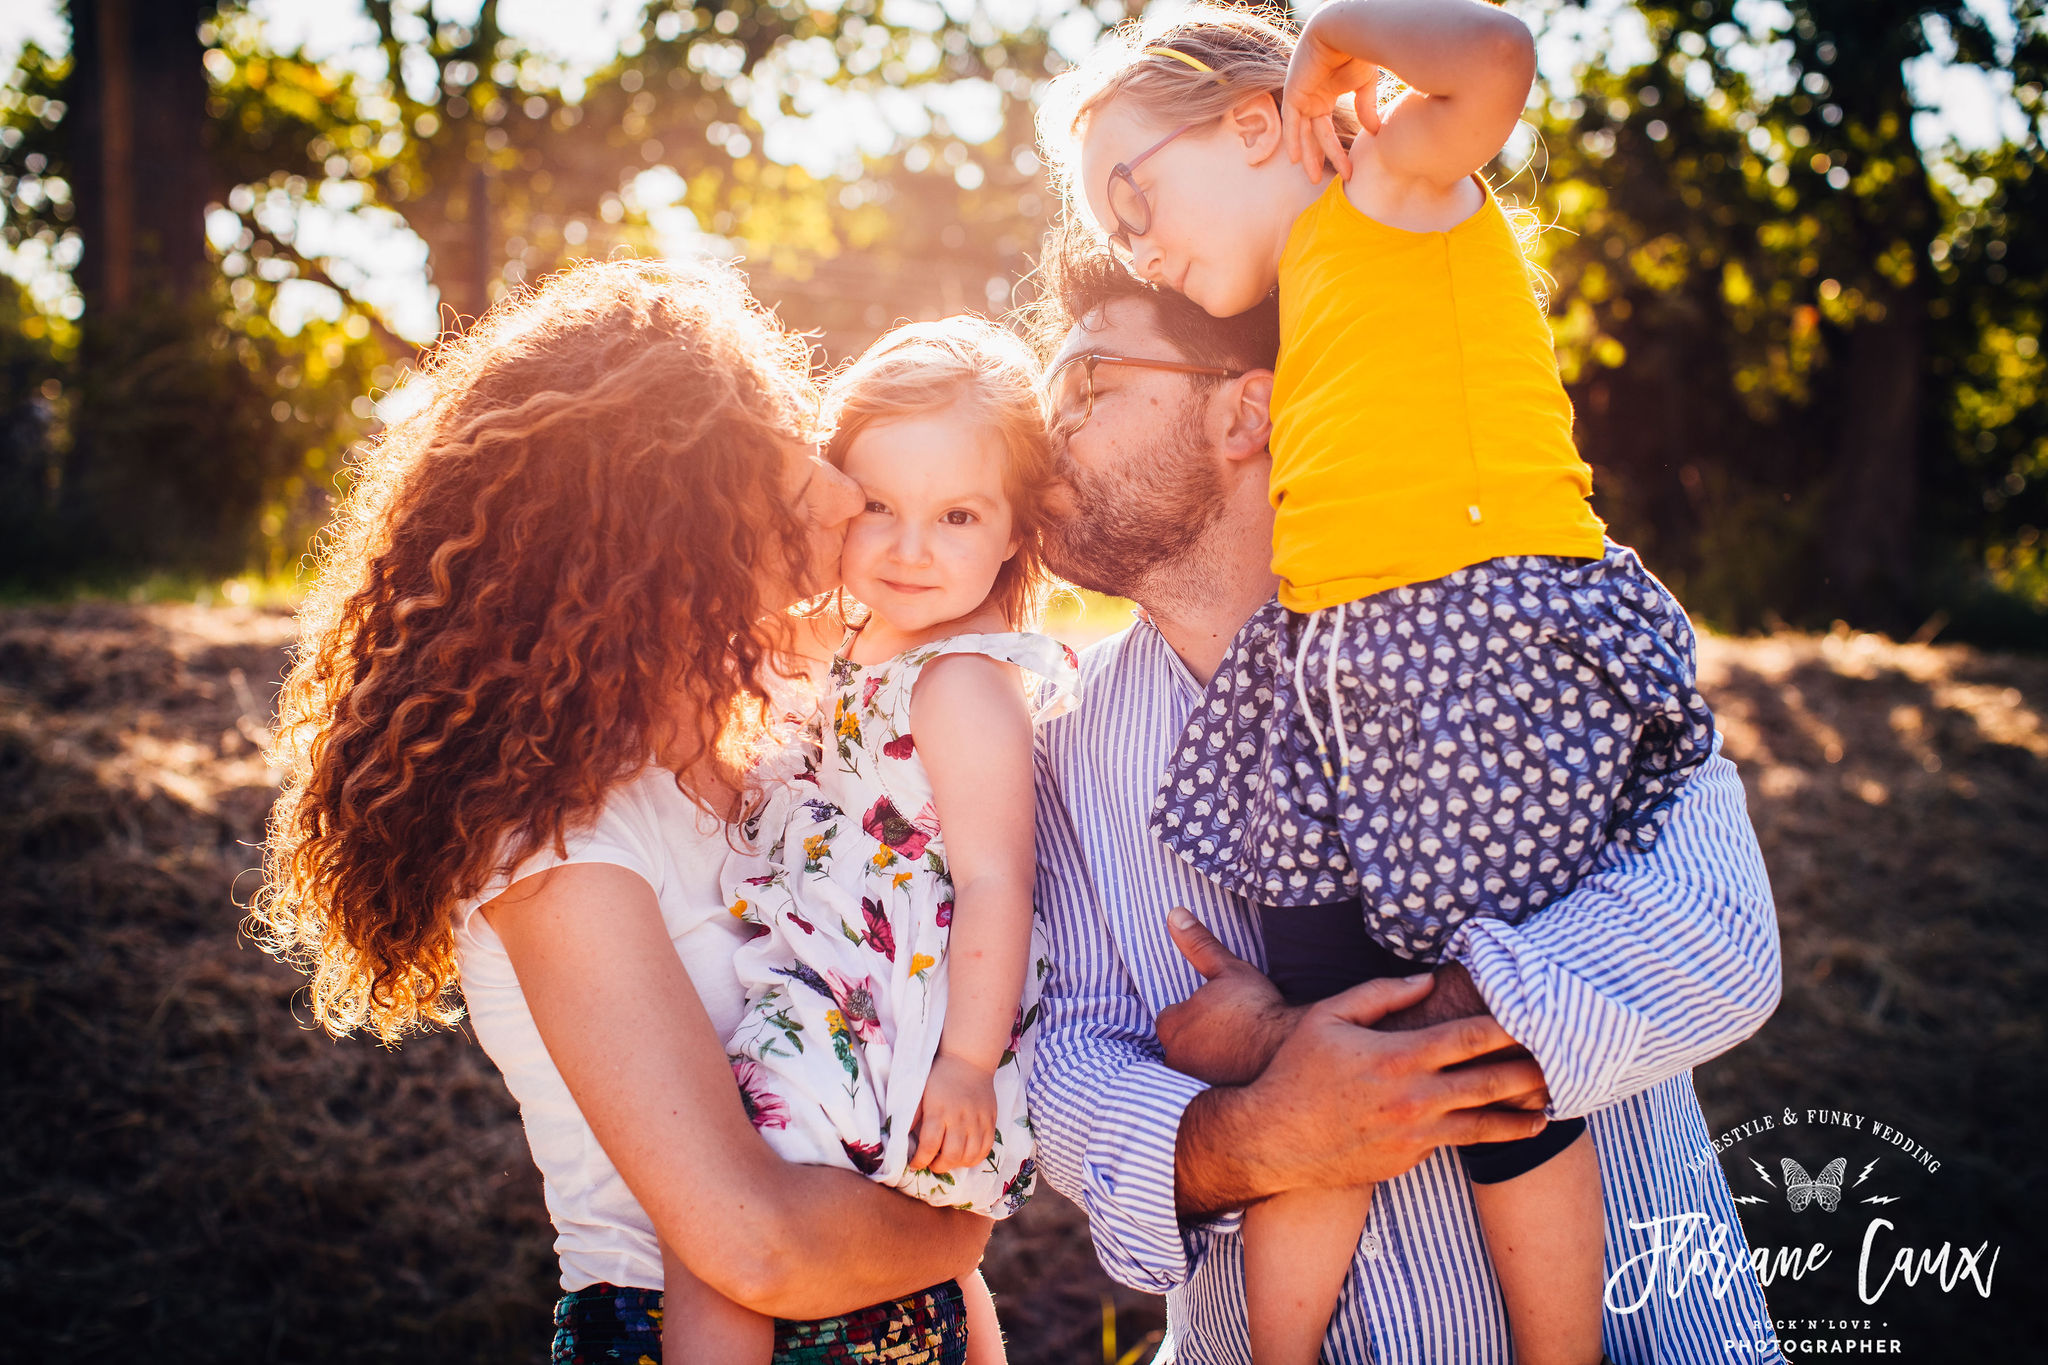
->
xmin=905 ymin=653 xmax=1037 ymax=1171
xmin=1285 ymin=0 xmax=1537 ymax=187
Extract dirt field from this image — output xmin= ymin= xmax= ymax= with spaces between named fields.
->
xmin=2 ymin=603 xmax=2039 ymax=1359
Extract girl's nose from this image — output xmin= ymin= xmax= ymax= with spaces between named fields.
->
xmin=1133 ymin=236 xmax=1169 ymax=286
xmin=893 ymin=524 xmax=932 ymax=565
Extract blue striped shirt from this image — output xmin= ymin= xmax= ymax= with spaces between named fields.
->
xmin=1028 ymin=616 xmax=1789 ymax=1365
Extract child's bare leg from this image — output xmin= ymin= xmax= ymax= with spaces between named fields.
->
xmin=1243 ymin=1183 xmax=1373 ymax=1365
xmin=661 ymin=1239 xmax=773 ymax=1365
xmin=960 ymin=1269 xmax=1007 ymax=1365
xmin=1470 ymin=1129 xmax=1606 ymax=1365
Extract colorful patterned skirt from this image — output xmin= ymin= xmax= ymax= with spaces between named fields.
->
xmin=551 ymin=1279 xmax=968 ymax=1364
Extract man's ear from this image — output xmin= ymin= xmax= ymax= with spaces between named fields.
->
xmin=1218 ymin=369 xmax=1274 ymax=462
xmin=1229 ymin=92 xmax=1284 ymax=166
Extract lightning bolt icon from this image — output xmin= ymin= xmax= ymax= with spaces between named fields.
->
xmin=1863 ymin=1195 xmax=1901 ymax=1205
xmin=1854 ymin=1159 xmax=1879 ymax=1187
xmin=1733 ymin=1195 xmax=1767 ymax=1205
xmin=1750 ymin=1157 xmax=1775 ymax=1187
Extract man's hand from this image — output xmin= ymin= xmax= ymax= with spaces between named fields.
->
xmin=1155 ymin=906 xmax=1301 ymax=1085
xmin=1176 ymin=978 xmax=1549 ymax=1217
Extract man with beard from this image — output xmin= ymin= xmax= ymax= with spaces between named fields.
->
xmin=1021 ymin=239 xmax=1787 ymax=1363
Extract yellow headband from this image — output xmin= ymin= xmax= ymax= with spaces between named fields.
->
xmin=1144 ymin=46 xmax=1223 ymax=79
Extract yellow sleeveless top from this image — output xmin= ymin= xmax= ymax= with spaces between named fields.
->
xmin=1270 ymin=177 xmax=1605 ymax=613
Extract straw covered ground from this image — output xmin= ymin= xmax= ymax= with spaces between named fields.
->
xmin=1 ymin=603 xmax=2039 ymax=1359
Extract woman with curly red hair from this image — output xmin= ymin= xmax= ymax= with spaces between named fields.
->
xmin=252 ymin=258 xmax=992 ymax=1362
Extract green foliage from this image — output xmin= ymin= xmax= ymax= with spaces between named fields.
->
xmin=1 ymin=0 xmax=2040 ymax=638
xmin=1 ymin=0 xmax=1078 ymax=586
xmin=1516 ymin=0 xmax=2045 ymax=640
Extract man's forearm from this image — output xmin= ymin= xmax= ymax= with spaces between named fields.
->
xmin=1174 ymin=1083 xmax=1282 ymax=1219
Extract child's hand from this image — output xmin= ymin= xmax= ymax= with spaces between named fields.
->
xmin=908 ymin=1052 xmax=998 ymax=1173
xmin=1283 ymin=8 xmax=1384 ymax=184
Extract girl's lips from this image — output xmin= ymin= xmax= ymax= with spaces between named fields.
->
xmin=880 ymin=579 xmax=937 ymax=594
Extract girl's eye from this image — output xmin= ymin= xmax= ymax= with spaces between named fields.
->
xmin=942 ymin=510 xmax=978 ymax=526
xmin=863 ymin=500 xmax=888 ymax=515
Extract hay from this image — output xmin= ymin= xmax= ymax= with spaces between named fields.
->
xmin=2 ymin=605 xmax=2038 ymax=1357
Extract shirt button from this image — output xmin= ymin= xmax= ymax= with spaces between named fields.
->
xmin=1359 ymin=1229 xmax=1383 ymax=1261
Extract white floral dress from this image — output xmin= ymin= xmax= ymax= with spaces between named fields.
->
xmin=722 ymin=631 xmax=1079 ymax=1216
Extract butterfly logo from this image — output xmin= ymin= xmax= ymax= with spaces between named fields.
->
xmin=1782 ymin=1157 xmax=1847 ymax=1213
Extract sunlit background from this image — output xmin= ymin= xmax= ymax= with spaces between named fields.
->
xmin=1 ymin=4 xmax=2043 ymax=1361
xmin=0 ymin=0 xmax=2043 ymax=638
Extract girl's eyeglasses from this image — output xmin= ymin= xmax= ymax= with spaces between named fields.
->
xmin=1104 ymin=122 xmax=1199 ymax=271
xmin=1045 ymin=352 xmax=1245 ymax=435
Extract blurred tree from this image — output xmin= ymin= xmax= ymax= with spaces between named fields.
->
xmin=0 ymin=0 xmax=1076 ymax=581
xmin=69 ymin=0 xmax=210 ymax=311
xmin=1518 ymin=0 xmax=2045 ymax=637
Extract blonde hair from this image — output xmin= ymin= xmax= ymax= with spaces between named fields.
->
xmin=823 ymin=316 xmax=1056 ymax=630
xmin=1037 ymin=1 xmax=1549 ymax=302
xmin=1036 ymin=3 xmax=1363 ymax=213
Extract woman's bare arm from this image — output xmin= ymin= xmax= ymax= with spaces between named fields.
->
xmin=483 ymin=862 xmax=990 ymax=1317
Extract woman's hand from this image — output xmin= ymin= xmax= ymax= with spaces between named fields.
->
xmin=910 ymin=1052 xmax=999 ymax=1173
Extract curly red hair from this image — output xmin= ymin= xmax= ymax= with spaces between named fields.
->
xmin=252 ymin=258 xmax=818 ymax=1042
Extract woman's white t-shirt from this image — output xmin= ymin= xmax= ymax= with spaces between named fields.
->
xmin=453 ymin=764 xmax=751 ymax=1292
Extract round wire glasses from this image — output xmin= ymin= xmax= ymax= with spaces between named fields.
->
xmin=1045 ymin=351 xmax=1245 ymax=436
xmin=1103 ymin=122 xmax=1199 ymax=271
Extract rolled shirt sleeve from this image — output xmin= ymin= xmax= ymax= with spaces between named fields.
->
xmin=1446 ymin=741 xmax=1784 ymax=1119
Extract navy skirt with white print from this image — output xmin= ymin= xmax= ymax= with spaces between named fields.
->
xmin=1151 ymin=542 xmax=1716 ymax=963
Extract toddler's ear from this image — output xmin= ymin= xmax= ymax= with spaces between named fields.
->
xmin=1231 ymin=91 xmax=1284 ymax=166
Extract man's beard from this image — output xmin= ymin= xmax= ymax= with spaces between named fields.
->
xmin=1041 ymin=399 xmax=1227 ymax=603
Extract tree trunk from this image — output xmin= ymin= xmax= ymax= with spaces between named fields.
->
xmin=69 ymin=0 xmax=209 ymax=313
xmin=1823 ymin=284 xmax=1927 ymax=625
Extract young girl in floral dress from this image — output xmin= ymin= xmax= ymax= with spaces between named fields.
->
xmin=1041 ymin=5 xmax=1719 ymax=1364
xmin=663 ymin=317 xmax=1077 ymax=1364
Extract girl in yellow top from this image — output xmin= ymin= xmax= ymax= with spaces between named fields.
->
xmin=1042 ymin=4 xmax=1716 ymax=1365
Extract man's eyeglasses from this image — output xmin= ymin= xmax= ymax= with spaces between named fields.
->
xmin=1045 ymin=352 xmax=1245 ymax=435
xmin=1104 ymin=122 xmax=1200 ymax=272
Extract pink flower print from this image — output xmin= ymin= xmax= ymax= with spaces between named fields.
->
xmin=786 ymin=907 xmax=816 ymax=935
xmin=935 ymin=899 xmax=954 ymax=928
xmin=861 ymin=796 xmax=939 ymax=860
xmin=861 ymin=675 xmax=884 ymax=709
xmin=731 ymin=1058 xmax=789 ymax=1131
xmin=745 ymin=874 xmax=776 ymax=887
xmin=841 ymin=1137 xmax=885 ymax=1176
xmin=1061 ymin=643 xmax=1079 ymax=670
xmin=882 ymin=733 xmax=916 ymax=760
xmin=825 ymin=970 xmax=885 ymax=1043
xmin=859 ymin=897 xmax=896 ymax=961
